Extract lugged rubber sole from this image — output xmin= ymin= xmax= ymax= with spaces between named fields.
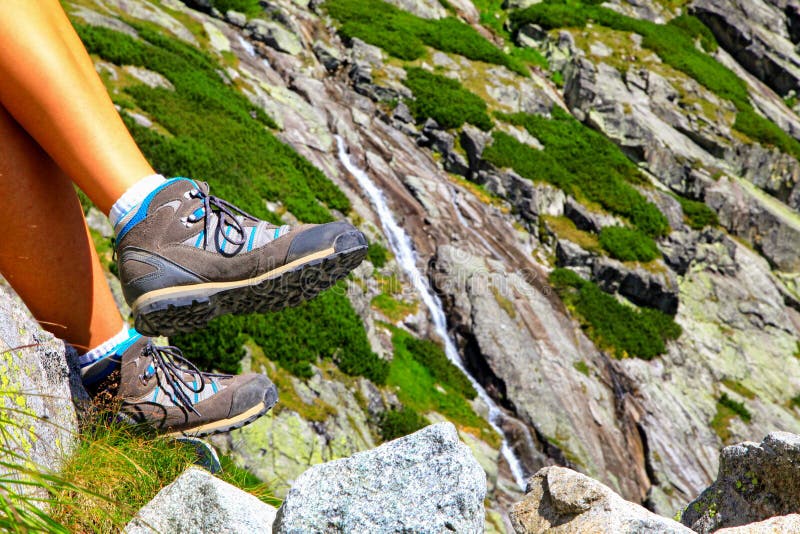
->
xmin=167 ymin=383 xmax=279 ymax=438
xmin=132 ymin=244 xmax=368 ymax=337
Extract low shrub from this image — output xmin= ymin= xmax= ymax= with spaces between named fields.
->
xmin=668 ymin=14 xmax=718 ymax=52
xmin=549 ymin=268 xmax=682 ymax=359
xmin=598 ymin=226 xmax=661 ymax=262
xmin=378 ymin=407 xmax=429 ymax=442
xmin=483 ymin=109 xmax=669 ymax=237
xmin=673 ymin=195 xmax=718 ymax=230
xmin=404 ymin=67 xmax=493 ymax=131
xmin=172 ymin=283 xmax=389 ymax=384
xmin=367 ymin=241 xmax=389 ymax=268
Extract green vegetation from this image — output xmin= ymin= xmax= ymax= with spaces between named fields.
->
xmin=598 ymin=226 xmax=661 ymax=262
xmin=720 ymin=378 xmax=756 ymax=400
xmin=543 ymin=215 xmax=601 ymax=253
xmin=76 ymin=23 xmax=349 ymax=224
xmin=324 ymin=0 xmax=529 ymax=75
xmin=209 ymin=0 xmax=262 ymax=16
xmin=573 ymin=360 xmax=591 ymax=376
xmin=378 ymin=407 xmax=429 ymax=441
xmin=790 ymin=394 xmax=800 ymax=409
xmin=710 ymin=392 xmax=752 ymax=442
xmin=367 ymin=241 xmax=389 ymax=268
xmin=510 ymin=1 xmax=800 ymax=160
xmin=371 ymin=293 xmax=418 ymax=322
xmin=673 ymin=195 xmax=719 ymax=230
xmin=403 ymin=68 xmax=493 ymax=131
xmin=172 ymin=283 xmax=389 ymax=384
xmin=550 ymin=268 xmax=682 ymax=359
xmin=484 ymin=109 xmax=669 ymax=237
xmin=50 ymin=422 xmax=277 ymax=531
xmin=668 ymin=14 xmax=718 ymax=52
xmin=387 ymin=327 xmax=496 ymax=444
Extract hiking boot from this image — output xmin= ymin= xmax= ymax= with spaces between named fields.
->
xmin=114 ymin=178 xmax=368 ymax=336
xmin=92 ymin=337 xmax=278 ymax=437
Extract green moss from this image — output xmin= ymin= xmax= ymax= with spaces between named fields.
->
xmin=550 ymin=268 xmax=682 ymax=359
xmin=403 ymin=67 xmax=493 ymax=131
xmin=386 ymin=327 xmax=495 ymax=444
xmin=371 ymin=293 xmax=418 ymax=322
xmin=711 ymin=393 xmax=752 ymax=442
xmin=491 ymin=286 xmax=517 ymax=319
xmin=325 ymin=0 xmax=529 ymax=75
xmin=366 ymin=241 xmax=389 ymax=268
xmin=598 ymin=226 xmax=661 ymax=262
xmin=511 ymin=1 xmax=800 ymax=160
xmin=209 ymin=0 xmax=262 ymax=16
xmin=720 ymin=378 xmax=756 ymax=400
xmin=573 ymin=360 xmax=590 ymax=376
xmin=673 ymin=194 xmax=719 ymax=230
xmin=484 ymin=109 xmax=668 ymax=237
xmin=543 ymin=215 xmax=601 ymax=253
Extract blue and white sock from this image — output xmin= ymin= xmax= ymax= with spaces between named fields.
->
xmin=109 ymin=174 xmax=166 ymax=235
xmin=78 ymin=325 xmax=142 ymax=386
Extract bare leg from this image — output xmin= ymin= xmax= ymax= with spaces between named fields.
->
xmin=0 ymin=104 xmax=124 ymax=351
xmin=0 ymin=0 xmax=155 ymax=215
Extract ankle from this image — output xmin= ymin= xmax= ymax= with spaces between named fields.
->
xmin=109 ymin=174 xmax=166 ymax=233
xmin=78 ymin=325 xmax=141 ymax=386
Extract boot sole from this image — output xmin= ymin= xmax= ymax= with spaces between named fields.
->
xmin=131 ymin=244 xmax=368 ymax=337
xmin=167 ymin=382 xmax=279 ymax=438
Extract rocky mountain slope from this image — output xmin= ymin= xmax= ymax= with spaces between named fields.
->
xmin=47 ymin=0 xmax=800 ymax=529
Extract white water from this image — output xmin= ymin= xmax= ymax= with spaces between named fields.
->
xmin=336 ymin=136 xmax=527 ymax=490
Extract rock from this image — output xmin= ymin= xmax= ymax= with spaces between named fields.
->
xmin=0 ymin=285 xmax=83 ymax=498
xmin=312 ymin=41 xmax=342 ymax=72
xmin=681 ymin=433 xmax=800 ymax=533
xmin=225 ymin=10 xmax=247 ymax=28
xmin=592 ymin=256 xmax=680 ymax=315
xmin=692 ymin=0 xmax=800 ymax=97
xmin=381 ymin=0 xmax=447 ymax=19
xmin=246 ymin=19 xmax=302 ymax=55
xmin=461 ymin=124 xmax=492 ymax=176
xmin=511 ymin=466 xmax=693 ymax=533
xmin=122 ymin=65 xmax=175 ymax=90
xmin=273 ymin=423 xmax=486 ymax=533
xmin=392 ymin=101 xmax=415 ymax=124
xmin=517 ymin=23 xmax=548 ymax=48
xmin=124 ymin=466 xmax=277 ymax=533
xmin=716 ymin=514 xmax=800 ymax=533
xmin=563 ymin=197 xmax=617 ymax=232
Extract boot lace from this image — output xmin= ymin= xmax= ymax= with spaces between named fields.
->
xmin=140 ymin=344 xmax=230 ymax=416
xmin=186 ymin=187 xmax=259 ymax=252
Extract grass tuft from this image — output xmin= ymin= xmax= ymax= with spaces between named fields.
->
xmin=404 ymin=67 xmax=493 ymax=131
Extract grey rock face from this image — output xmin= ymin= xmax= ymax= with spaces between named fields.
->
xmin=592 ymin=257 xmax=679 ymax=315
xmin=692 ymin=0 xmax=800 ymax=96
xmin=0 ymin=285 xmax=83 ymax=496
xmin=273 ymin=423 xmax=486 ymax=534
xmin=681 ymin=433 xmax=800 ymax=533
xmin=125 ymin=466 xmax=277 ymax=533
xmin=245 ymin=19 xmax=302 ymax=55
xmin=511 ymin=466 xmax=693 ymax=533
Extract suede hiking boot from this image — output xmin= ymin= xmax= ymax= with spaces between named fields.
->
xmin=91 ymin=337 xmax=278 ymax=437
xmin=115 ymin=178 xmax=368 ymax=336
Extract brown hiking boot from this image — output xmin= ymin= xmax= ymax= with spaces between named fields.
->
xmin=95 ymin=337 xmax=278 ymax=437
xmin=114 ymin=178 xmax=367 ymax=336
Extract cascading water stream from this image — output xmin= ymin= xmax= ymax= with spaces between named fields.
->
xmin=336 ymin=136 xmax=527 ymax=490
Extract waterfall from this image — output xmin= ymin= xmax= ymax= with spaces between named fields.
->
xmin=336 ymin=136 xmax=527 ymax=490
